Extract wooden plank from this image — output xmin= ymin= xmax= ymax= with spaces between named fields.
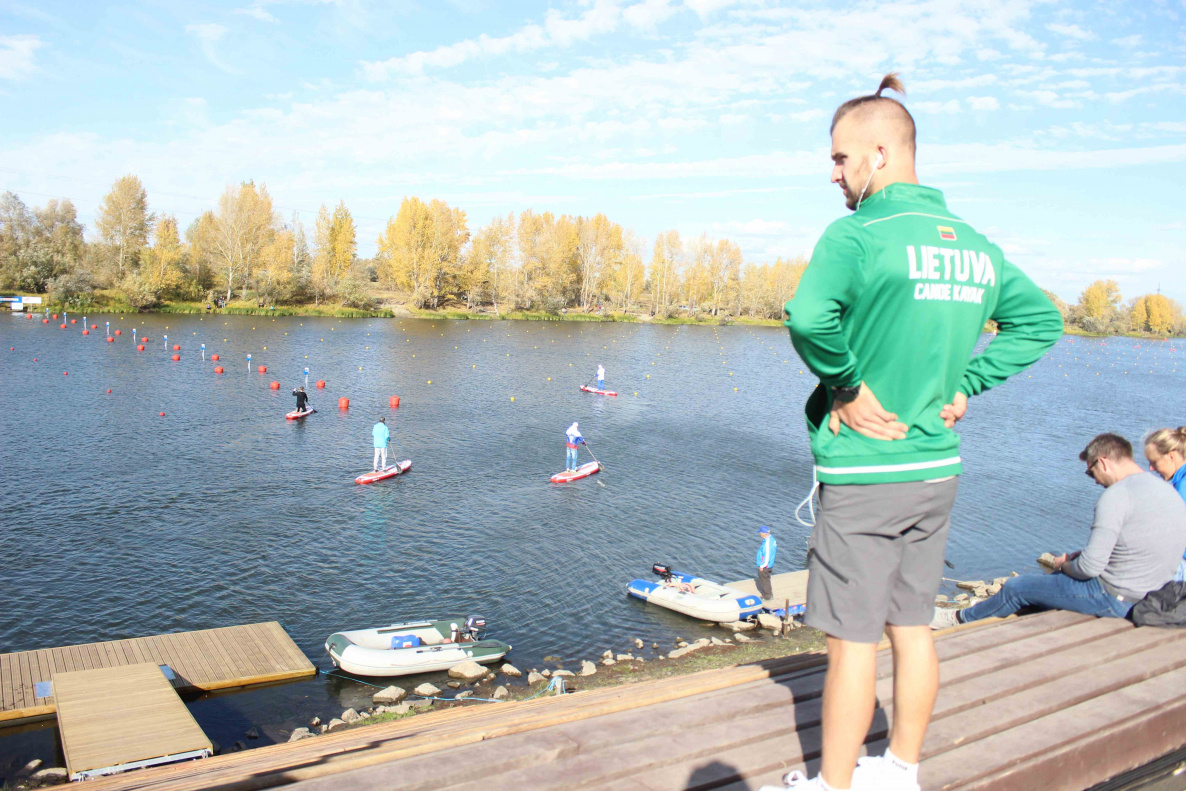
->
xmin=244 ymin=623 xmax=288 ymax=674
xmin=86 ymin=642 xmax=107 ymax=671
xmin=100 ymin=640 xmax=125 ymax=670
xmin=262 ymin=622 xmax=311 ymax=671
xmin=16 ymin=650 xmax=34 ymax=710
xmin=55 ymin=664 xmax=211 ymax=778
xmin=32 ymin=651 xmax=52 ymax=702
xmin=227 ymin=624 xmax=275 ymax=679
xmin=164 ymin=632 xmax=208 ymax=687
xmin=0 ymin=652 xmax=13 ymax=711
xmin=924 ymin=665 xmax=1186 ymax=790
xmin=187 ymin=630 xmax=234 ymax=682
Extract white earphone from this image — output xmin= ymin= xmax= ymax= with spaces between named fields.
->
xmin=856 ymin=150 xmax=884 ymax=210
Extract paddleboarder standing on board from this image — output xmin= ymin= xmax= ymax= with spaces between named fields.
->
xmin=764 ymin=74 xmax=1062 ymax=791
xmin=596 ymin=364 xmax=606 ymax=391
xmin=372 ymin=417 xmax=390 ymax=472
xmin=565 ymin=422 xmax=584 ymax=472
xmin=292 ymin=386 xmax=310 ymax=414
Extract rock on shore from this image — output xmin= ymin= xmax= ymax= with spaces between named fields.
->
xmin=500 ymin=663 xmax=522 ymax=677
xmin=448 ymin=660 xmax=487 ymax=682
xmin=413 ymin=683 xmax=441 ymax=697
xmin=580 ymin=660 xmax=597 ymax=676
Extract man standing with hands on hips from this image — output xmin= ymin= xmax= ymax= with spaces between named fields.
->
xmin=761 ymin=74 xmax=1062 ymax=791
xmin=756 ymin=526 xmax=777 ymax=604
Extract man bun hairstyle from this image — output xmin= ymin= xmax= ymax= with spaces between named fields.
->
xmin=1079 ymin=432 xmax=1133 ymax=465
xmin=831 ymin=72 xmax=916 ymax=153
xmin=1144 ymin=427 xmax=1186 ymax=457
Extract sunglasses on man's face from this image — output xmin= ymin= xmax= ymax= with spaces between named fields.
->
xmin=1085 ymin=458 xmax=1100 ymax=478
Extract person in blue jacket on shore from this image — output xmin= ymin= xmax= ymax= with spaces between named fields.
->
xmin=565 ymin=421 xmax=584 ymax=472
xmin=756 ymin=525 xmax=777 ymax=602
xmin=1144 ymin=427 xmax=1186 ymax=581
xmin=372 ymin=417 xmax=390 ymax=472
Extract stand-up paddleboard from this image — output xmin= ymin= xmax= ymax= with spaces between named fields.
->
xmin=286 ymin=408 xmax=316 ymax=420
xmin=355 ymin=459 xmax=412 ymax=484
xmin=550 ymin=461 xmax=601 ymax=483
xmin=580 ymin=385 xmax=618 ymax=397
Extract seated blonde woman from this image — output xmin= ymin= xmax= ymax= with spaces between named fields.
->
xmin=1144 ymin=427 xmax=1186 ymax=582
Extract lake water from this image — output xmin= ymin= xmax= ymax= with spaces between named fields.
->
xmin=0 ymin=313 xmax=1181 ymax=774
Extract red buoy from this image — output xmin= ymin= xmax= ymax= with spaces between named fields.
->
xmin=63 ymin=371 xmax=68 ymax=376
xmin=8 ymin=347 xmax=13 ymax=350
xmin=114 ymin=330 xmax=121 ymax=335
xmin=107 ymin=389 xmax=112 ymax=393
xmin=159 ymin=412 xmax=165 ymax=416
xmin=106 ymin=337 xmax=114 ymax=343
xmin=172 ymin=344 xmax=180 ymax=351
xmin=137 ymin=344 xmax=145 ymax=351
xmin=91 ymin=324 xmax=97 ymax=329
xmin=82 ymin=329 xmax=89 ymax=335
xmin=390 ymin=395 xmax=400 ymax=408
xmin=52 ymin=313 xmax=57 ymax=319
xmin=338 ymin=397 xmax=349 ymax=409
xmin=211 ymin=353 xmax=220 ymax=361
xmin=171 ymin=353 xmax=180 ymax=361
xmin=316 ymin=380 xmax=326 ymax=388
xmin=257 ymin=365 xmax=267 ymax=373
xmin=25 ymin=314 xmax=31 ymax=320
xmin=141 ymin=337 xmax=149 ymax=342
xmin=70 ymin=319 xmax=76 ymax=324
xmin=60 ymin=324 xmax=67 ymax=329
xmin=269 ymin=381 xmax=280 ymax=390
xmin=42 ymin=318 xmax=49 ymax=323
xmin=214 ymin=366 xmax=224 ymax=374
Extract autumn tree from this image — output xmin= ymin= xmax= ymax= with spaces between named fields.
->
xmin=138 ymin=215 xmax=187 ymax=299
xmin=606 ymin=229 xmax=645 ymax=314
xmin=575 ymin=214 xmax=621 ymax=312
xmin=1130 ymin=294 xmax=1180 ymax=335
xmin=649 ymin=230 xmax=682 ymax=317
xmin=1077 ymin=279 xmax=1121 ymax=320
xmin=194 ymin=182 xmax=277 ymax=302
xmin=95 ymin=175 xmax=153 ymax=279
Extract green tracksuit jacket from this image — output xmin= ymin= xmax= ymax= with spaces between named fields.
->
xmin=786 ymin=183 xmax=1063 ymax=485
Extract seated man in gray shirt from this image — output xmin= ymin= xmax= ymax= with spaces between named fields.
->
xmin=933 ymin=433 xmax=1186 ymax=628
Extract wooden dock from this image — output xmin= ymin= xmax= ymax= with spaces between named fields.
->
xmin=55 ymin=664 xmax=212 ymax=780
xmin=68 ymin=609 xmax=1186 ymax=791
xmin=0 ymin=622 xmax=315 ymax=723
xmin=727 ymin=569 xmax=809 ymax=607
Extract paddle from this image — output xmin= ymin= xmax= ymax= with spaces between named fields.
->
xmin=580 ymin=440 xmax=606 ymax=487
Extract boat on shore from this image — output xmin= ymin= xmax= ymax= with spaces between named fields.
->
xmin=325 ymin=616 xmax=510 ymax=678
xmin=627 ymin=564 xmax=763 ymax=623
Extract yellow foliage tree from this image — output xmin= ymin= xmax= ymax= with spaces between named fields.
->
xmin=649 ymin=230 xmax=682 ymax=317
xmin=329 ymin=201 xmax=356 ymax=287
xmin=1078 ymin=279 xmax=1121 ymax=319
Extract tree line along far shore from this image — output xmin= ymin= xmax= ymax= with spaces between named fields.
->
xmin=0 ymin=175 xmax=1182 ymax=335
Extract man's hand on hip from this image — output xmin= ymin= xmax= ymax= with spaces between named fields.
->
xmin=828 ymin=383 xmax=908 ymax=440
xmin=940 ymin=392 xmax=968 ymax=428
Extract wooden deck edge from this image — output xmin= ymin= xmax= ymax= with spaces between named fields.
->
xmin=190 ymin=667 xmax=318 ymax=693
xmin=953 ymin=691 xmax=1186 ymax=791
xmin=84 ymin=650 xmax=836 ymax=791
xmin=0 ymin=704 xmax=55 ymax=724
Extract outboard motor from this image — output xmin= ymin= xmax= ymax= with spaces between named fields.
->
xmin=466 ymin=615 xmax=487 ymax=641
xmin=652 ymin=563 xmax=673 ymax=583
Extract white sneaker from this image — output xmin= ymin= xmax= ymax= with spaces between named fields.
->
xmin=758 ymin=770 xmax=827 ymax=791
xmin=853 ymin=755 xmax=921 ymax=791
xmin=929 ymin=606 xmax=960 ymax=630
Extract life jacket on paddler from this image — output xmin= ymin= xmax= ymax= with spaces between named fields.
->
xmin=566 ymin=422 xmax=583 ymax=449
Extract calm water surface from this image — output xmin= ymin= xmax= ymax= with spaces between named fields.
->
xmin=0 ymin=313 xmax=1181 ymax=773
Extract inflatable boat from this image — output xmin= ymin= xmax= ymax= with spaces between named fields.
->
xmin=325 ymin=615 xmax=510 ymax=678
xmin=627 ymin=564 xmax=763 ymax=623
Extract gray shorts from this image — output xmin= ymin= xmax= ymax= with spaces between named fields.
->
xmin=805 ymin=478 xmax=959 ymax=643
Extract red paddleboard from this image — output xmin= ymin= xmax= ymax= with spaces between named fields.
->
xmin=580 ymin=385 xmax=618 ymax=396
xmin=286 ymin=408 xmax=316 ymax=420
xmin=550 ymin=461 xmax=601 ymax=483
xmin=355 ymin=459 xmax=412 ymax=484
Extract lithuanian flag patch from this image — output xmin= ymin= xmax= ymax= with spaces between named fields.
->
xmin=938 ymin=226 xmax=957 ymax=241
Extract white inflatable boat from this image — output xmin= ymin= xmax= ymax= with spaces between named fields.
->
xmin=325 ymin=615 xmax=511 ymax=678
xmin=627 ymin=564 xmax=764 ymax=623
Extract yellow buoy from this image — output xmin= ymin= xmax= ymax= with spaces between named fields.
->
xmin=510 ymin=396 xmax=515 ymax=401
xmin=427 ymin=380 xmax=432 ymax=384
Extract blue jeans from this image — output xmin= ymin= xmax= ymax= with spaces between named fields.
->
xmin=597 ymin=380 xmax=605 ymax=390
xmin=960 ymin=573 xmax=1133 ymax=623
xmin=566 ymin=446 xmax=578 ymax=470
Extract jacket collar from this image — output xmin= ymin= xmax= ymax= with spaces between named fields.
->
xmin=859 ymin=182 xmax=948 ymax=211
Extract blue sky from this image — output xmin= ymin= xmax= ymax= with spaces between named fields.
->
xmin=2 ymin=0 xmax=1184 ymax=304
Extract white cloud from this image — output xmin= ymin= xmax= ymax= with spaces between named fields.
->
xmin=235 ymin=4 xmax=280 ymax=24
xmin=914 ymin=99 xmax=962 ymax=114
xmin=624 ymin=0 xmax=678 ymax=30
xmin=1047 ymin=23 xmax=1096 ymax=41
xmin=684 ymin=0 xmax=742 ymax=20
xmin=1015 ymin=89 xmax=1080 ymax=109
xmin=0 ymin=34 xmax=43 ymax=81
xmin=1112 ymin=34 xmax=1141 ymax=48
xmin=967 ymin=96 xmax=999 ymax=110
xmin=912 ymin=74 xmax=997 ymax=93
xmin=185 ymin=23 xmax=238 ymax=74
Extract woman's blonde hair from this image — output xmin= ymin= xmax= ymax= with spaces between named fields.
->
xmin=1144 ymin=427 xmax=1186 ymax=457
